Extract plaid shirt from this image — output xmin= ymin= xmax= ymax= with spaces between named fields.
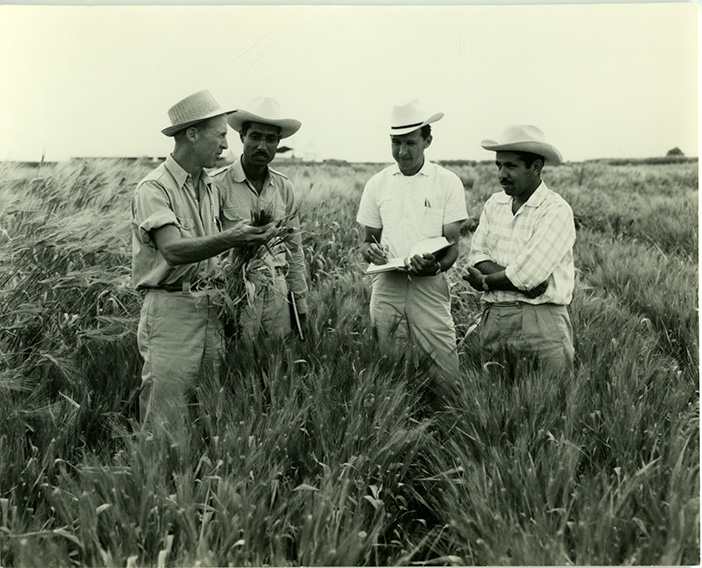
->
xmin=470 ymin=182 xmax=575 ymax=305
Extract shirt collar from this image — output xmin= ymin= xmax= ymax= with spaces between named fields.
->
xmin=391 ymin=160 xmax=432 ymax=177
xmin=165 ymin=154 xmax=190 ymax=189
xmin=232 ymin=155 xmax=271 ymax=186
xmin=165 ymin=154 xmax=212 ymax=189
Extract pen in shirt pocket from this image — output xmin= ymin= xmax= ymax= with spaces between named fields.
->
xmin=424 ymin=198 xmax=431 ymax=208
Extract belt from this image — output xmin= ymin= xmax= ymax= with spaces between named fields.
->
xmin=158 ymin=280 xmax=223 ymax=293
xmin=487 ymin=301 xmax=562 ymax=308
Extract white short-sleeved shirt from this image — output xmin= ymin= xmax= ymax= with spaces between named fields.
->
xmin=356 ymin=161 xmax=468 ymax=258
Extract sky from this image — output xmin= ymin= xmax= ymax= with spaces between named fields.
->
xmin=0 ymin=2 xmax=698 ymax=163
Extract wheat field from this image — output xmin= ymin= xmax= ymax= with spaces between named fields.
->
xmin=0 ymin=157 xmax=698 ymax=566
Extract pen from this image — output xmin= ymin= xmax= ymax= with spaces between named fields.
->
xmin=370 ymin=234 xmax=387 ymax=257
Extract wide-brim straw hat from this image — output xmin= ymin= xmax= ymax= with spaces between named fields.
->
xmin=481 ymin=124 xmax=562 ymax=165
xmin=389 ymin=100 xmax=444 ymax=136
xmin=161 ymin=90 xmax=234 ymax=136
xmin=227 ymin=97 xmax=301 ymax=139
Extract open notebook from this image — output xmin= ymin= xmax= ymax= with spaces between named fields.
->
xmin=365 ymin=236 xmax=452 ymax=275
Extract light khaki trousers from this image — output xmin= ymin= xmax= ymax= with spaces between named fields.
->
xmin=479 ymin=302 xmax=574 ymax=377
xmin=239 ymin=273 xmax=292 ymax=342
xmin=369 ymin=271 xmax=460 ymax=377
xmin=137 ymin=289 xmax=225 ymax=429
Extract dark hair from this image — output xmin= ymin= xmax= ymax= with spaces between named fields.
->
xmin=419 ymin=124 xmax=432 ymax=140
xmin=240 ymin=121 xmax=281 ymax=138
xmin=514 ymin=151 xmax=545 ymax=168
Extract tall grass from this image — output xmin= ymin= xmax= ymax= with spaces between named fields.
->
xmin=0 ymin=158 xmax=698 ymax=565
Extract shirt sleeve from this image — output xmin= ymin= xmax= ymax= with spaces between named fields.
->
xmin=131 ymin=181 xmax=178 ymax=247
xmin=443 ymin=172 xmax=469 ymax=226
xmin=469 ymin=197 xmax=495 ymax=266
xmin=281 ymin=179 xmax=309 ymax=313
xmin=356 ymin=176 xmax=382 ymax=229
xmin=505 ymin=200 xmax=576 ymax=290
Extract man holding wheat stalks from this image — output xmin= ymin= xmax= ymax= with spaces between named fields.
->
xmin=357 ymin=100 xmax=468 ymax=382
xmin=211 ymin=97 xmax=308 ymax=342
xmin=463 ymin=125 xmax=576 ymax=377
xmin=131 ymin=90 xmax=277 ymax=429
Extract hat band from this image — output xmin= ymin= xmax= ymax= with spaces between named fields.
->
xmin=391 ymin=121 xmax=423 ymax=130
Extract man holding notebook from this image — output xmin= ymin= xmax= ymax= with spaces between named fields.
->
xmin=356 ymin=100 xmax=468 ymax=378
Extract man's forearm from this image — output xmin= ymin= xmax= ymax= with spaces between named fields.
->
xmin=436 ymin=244 xmax=459 ymax=272
xmin=473 ymin=261 xmax=548 ymax=297
xmin=474 ymin=261 xmax=518 ymax=290
xmin=161 ymin=232 xmax=240 ymax=266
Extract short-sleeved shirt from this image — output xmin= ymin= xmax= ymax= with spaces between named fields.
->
xmin=469 ymin=181 xmax=576 ymax=305
xmin=210 ymin=157 xmax=308 ymax=313
xmin=356 ymin=161 xmax=468 ymax=258
xmin=131 ymin=154 xmax=222 ymax=290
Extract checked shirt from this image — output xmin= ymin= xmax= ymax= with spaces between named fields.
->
xmin=470 ymin=181 xmax=576 ymax=305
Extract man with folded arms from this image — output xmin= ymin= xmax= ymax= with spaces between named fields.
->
xmin=131 ymin=90 xmax=276 ymax=429
xmin=463 ymin=125 xmax=576 ymax=377
xmin=211 ymin=97 xmax=308 ymax=341
xmin=357 ymin=100 xmax=468 ymax=381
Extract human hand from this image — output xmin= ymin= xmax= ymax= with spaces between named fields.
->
xmin=462 ymin=266 xmax=486 ymax=291
xmin=408 ymin=253 xmax=440 ymax=276
xmin=523 ymin=279 xmax=549 ymax=299
xmin=363 ymin=241 xmax=389 ymax=265
xmin=225 ymin=220 xmax=277 ymax=247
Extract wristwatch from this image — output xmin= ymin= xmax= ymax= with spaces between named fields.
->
xmin=433 ymin=261 xmax=442 ymax=275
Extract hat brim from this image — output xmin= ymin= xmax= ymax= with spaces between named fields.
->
xmin=481 ymin=139 xmax=562 ymax=166
xmin=227 ymin=111 xmax=301 ymax=139
xmin=161 ymin=109 xmax=235 ymax=136
xmin=388 ymin=112 xmax=444 ymax=136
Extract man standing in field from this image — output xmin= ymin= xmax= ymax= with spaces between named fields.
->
xmin=211 ymin=97 xmax=308 ymax=341
xmin=356 ymin=100 xmax=468 ymax=381
xmin=131 ymin=90 xmax=277 ymax=428
xmin=463 ymin=125 xmax=576 ymax=376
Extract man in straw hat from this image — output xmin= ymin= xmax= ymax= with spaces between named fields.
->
xmin=463 ymin=124 xmax=576 ymax=377
xmin=356 ymin=100 xmax=468 ymax=391
xmin=211 ymin=97 xmax=308 ymax=341
xmin=131 ymin=89 xmax=277 ymax=429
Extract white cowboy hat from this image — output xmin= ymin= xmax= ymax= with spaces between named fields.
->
xmin=481 ymin=125 xmax=562 ymax=166
xmin=161 ymin=90 xmax=234 ymax=137
xmin=227 ymin=97 xmax=301 ymax=139
xmin=389 ymin=100 xmax=444 ymax=136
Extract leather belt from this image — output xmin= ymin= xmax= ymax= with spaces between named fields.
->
xmin=159 ymin=280 xmax=223 ymax=293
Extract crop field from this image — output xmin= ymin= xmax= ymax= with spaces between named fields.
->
xmin=0 ymin=157 xmax=698 ymax=566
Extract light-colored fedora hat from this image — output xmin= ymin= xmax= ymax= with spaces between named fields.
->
xmin=161 ymin=90 xmax=234 ymax=136
xmin=389 ymin=99 xmax=444 ymax=136
xmin=227 ymin=97 xmax=301 ymax=139
xmin=481 ymin=125 xmax=562 ymax=165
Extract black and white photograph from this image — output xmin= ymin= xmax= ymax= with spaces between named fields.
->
xmin=0 ymin=2 xmax=698 ymax=566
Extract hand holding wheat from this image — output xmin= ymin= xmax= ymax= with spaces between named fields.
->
xmin=217 ymin=206 xmax=299 ymax=338
xmin=223 ymin=219 xmax=277 ymax=248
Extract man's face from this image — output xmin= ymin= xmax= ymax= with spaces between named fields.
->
xmin=193 ymin=115 xmax=229 ymax=168
xmin=391 ymin=129 xmax=431 ymax=176
xmin=495 ymin=151 xmax=540 ymax=199
xmin=241 ymin=122 xmax=281 ymax=167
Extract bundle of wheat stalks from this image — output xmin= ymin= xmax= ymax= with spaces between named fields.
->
xmin=217 ymin=206 xmax=296 ymax=338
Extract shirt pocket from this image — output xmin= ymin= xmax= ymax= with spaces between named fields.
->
xmin=221 ymin=206 xmax=251 ymax=229
xmin=176 ymin=216 xmax=195 ymax=234
xmin=420 ymin=207 xmax=444 ymax=238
